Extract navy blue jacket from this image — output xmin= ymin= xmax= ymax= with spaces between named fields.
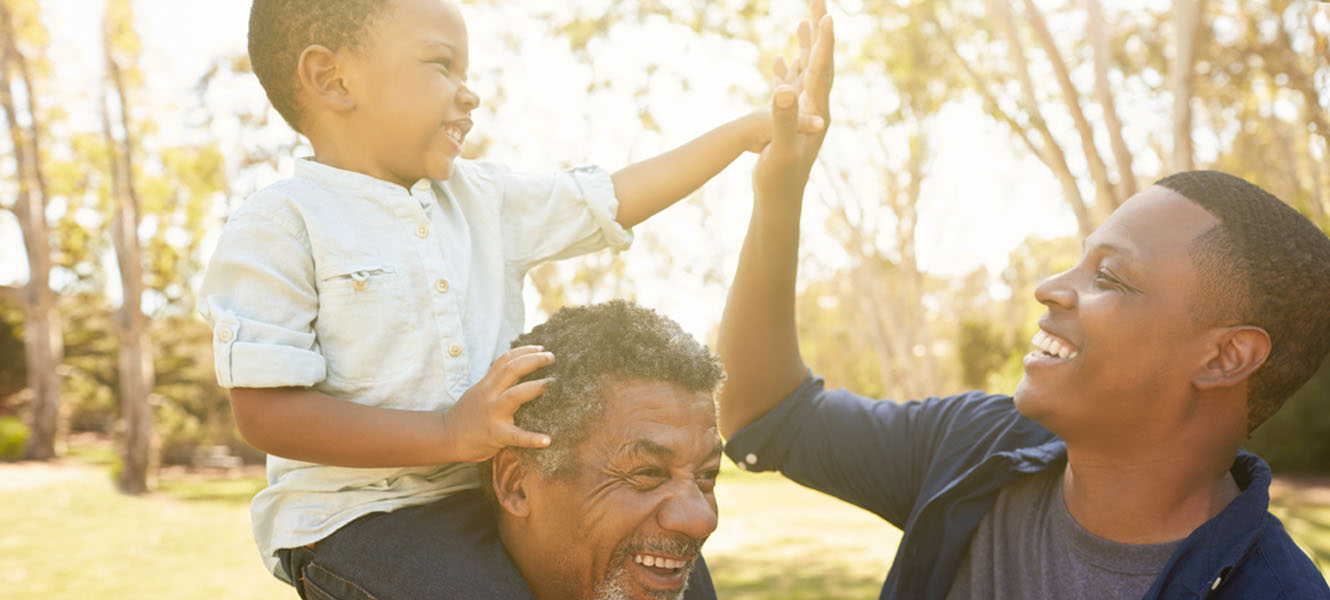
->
xmin=723 ymin=377 xmax=1330 ymax=599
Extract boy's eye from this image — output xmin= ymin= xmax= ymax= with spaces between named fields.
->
xmin=431 ymin=59 xmax=452 ymax=72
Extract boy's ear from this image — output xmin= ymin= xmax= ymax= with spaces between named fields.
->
xmin=491 ymin=449 xmax=532 ymax=519
xmin=1193 ymin=325 xmax=1271 ymax=391
xmin=297 ymin=44 xmax=356 ymax=113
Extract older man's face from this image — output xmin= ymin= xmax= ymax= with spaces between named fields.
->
xmin=523 ymin=378 xmax=722 ymax=600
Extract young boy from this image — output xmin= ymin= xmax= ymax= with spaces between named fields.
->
xmin=200 ymin=0 xmax=824 ymax=597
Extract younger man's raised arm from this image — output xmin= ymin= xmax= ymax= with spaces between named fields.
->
xmin=717 ymin=4 xmax=834 ymax=437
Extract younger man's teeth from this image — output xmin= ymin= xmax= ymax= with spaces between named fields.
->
xmin=1032 ymin=330 xmax=1078 ymax=359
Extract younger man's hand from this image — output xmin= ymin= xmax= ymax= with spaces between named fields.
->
xmin=754 ymin=0 xmax=834 ymax=197
xmin=441 ymin=345 xmax=554 ymax=463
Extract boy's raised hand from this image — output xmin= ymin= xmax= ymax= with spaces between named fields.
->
xmin=754 ymin=0 xmax=834 ymax=197
xmin=440 ymin=345 xmax=554 ymax=463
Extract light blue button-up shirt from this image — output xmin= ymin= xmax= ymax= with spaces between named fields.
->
xmin=198 ymin=157 xmax=631 ymax=578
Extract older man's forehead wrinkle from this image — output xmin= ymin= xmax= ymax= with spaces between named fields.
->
xmin=620 ymin=439 xmax=675 ymax=461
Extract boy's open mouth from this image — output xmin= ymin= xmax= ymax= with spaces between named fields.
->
xmin=443 ymin=118 xmax=472 ymax=144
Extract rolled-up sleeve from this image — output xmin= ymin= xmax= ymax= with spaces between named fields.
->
xmin=198 ymin=204 xmax=326 ymax=389
xmin=723 ymin=377 xmax=952 ymax=528
xmin=497 ymin=164 xmax=633 ymax=271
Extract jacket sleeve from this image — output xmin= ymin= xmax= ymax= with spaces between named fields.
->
xmin=723 ymin=376 xmax=988 ymax=528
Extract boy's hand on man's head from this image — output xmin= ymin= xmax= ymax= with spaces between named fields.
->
xmin=440 ymin=345 xmax=554 ymax=463
xmin=753 ymin=0 xmax=834 ymax=198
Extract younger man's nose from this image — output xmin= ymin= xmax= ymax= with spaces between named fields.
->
xmin=1034 ymin=271 xmax=1077 ymax=310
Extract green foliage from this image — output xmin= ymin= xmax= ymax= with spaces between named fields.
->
xmin=957 ymin=319 xmax=1012 ymax=390
xmin=1248 ymin=356 xmax=1330 ymax=475
xmin=0 ymin=416 xmax=30 ymax=459
xmin=0 ymin=301 xmax=25 ymax=404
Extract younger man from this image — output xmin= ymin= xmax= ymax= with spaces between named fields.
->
xmin=200 ymin=0 xmax=820 ymax=596
xmin=718 ymin=2 xmax=1330 ymax=597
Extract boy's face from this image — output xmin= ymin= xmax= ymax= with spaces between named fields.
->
xmin=340 ymin=0 xmax=478 ymax=186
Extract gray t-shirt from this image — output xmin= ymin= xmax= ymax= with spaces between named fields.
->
xmin=946 ymin=468 xmax=1184 ymax=599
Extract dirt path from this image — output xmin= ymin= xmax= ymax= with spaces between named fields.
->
xmin=0 ymin=460 xmax=101 ymax=492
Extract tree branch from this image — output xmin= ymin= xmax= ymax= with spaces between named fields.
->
xmin=1022 ymin=0 xmax=1115 ymax=221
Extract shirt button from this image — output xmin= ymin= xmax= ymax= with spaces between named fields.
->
xmin=434 ymin=279 xmax=449 ymax=293
xmin=745 ymin=453 xmax=758 ymax=465
xmin=448 ymin=344 xmax=463 ymax=357
xmin=415 ymin=225 xmax=430 ymax=238
xmin=217 ymin=329 xmax=234 ymax=343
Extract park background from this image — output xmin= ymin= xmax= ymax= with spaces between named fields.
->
xmin=1 ymin=0 xmax=1328 ymax=597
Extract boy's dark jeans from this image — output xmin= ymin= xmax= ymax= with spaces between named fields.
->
xmin=277 ymin=488 xmax=717 ymax=599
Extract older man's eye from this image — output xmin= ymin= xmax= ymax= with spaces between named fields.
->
xmin=696 ymin=469 xmax=720 ymax=493
xmin=628 ymin=468 xmax=668 ymax=488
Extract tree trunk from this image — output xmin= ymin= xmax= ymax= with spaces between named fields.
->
xmin=1087 ymin=0 xmax=1137 ymax=208
xmin=0 ymin=0 xmax=63 ymax=459
xmin=103 ymin=20 xmax=154 ymax=494
xmin=1171 ymin=0 xmax=1207 ymax=172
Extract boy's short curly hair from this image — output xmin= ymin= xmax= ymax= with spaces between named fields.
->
xmin=484 ymin=300 xmax=725 ymax=485
xmin=248 ymin=0 xmax=392 ymax=133
xmin=1155 ymin=170 xmax=1330 ymax=431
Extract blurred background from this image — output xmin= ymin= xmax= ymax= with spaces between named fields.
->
xmin=1 ymin=0 xmax=1327 ymax=597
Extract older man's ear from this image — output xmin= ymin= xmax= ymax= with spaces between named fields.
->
xmin=491 ymin=449 xmax=532 ymax=518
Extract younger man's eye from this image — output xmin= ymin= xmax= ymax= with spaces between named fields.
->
xmin=1094 ymin=268 xmax=1123 ymax=291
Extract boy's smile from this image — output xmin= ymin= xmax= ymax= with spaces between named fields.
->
xmin=333 ymin=0 xmax=479 ymax=188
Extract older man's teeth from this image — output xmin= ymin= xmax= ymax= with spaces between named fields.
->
xmin=634 ymin=554 xmax=684 ymax=569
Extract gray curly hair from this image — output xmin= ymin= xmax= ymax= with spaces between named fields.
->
xmin=481 ymin=300 xmax=725 ymax=487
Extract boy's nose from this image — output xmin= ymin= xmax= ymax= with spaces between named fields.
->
xmin=457 ymin=85 xmax=480 ymax=111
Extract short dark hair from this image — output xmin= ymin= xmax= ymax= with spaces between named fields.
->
xmin=481 ymin=300 xmax=724 ymax=488
xmin=1155 ymin=170 xmax=1330 ymax=430
xmin=247 ymin=0 xmax=392 ymax=133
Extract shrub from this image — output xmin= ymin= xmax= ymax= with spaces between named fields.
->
xmin=0 ymin=416 xmax=30 ymax=460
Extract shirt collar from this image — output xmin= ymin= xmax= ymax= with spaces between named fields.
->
xmin=1159 ymin=450 xmax=1273 ymax=592
xmin=294 ymin=158 xmax=436 ymax=206
xmin=1005 ymin=441 xmax=1277 ymax=596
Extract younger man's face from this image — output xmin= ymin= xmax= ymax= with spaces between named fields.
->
xmin=1013 ymin=186 xmax=1225 ymax=445
xmin=339 ymin=0 xmax=478 ymax=187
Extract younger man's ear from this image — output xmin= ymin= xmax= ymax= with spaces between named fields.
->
xmin=1193 ymin=325 xmax=1271 ymax=391
xmin=491 ymin=449 xmax=532 ymax=519
xmin=297 ymin=44 xmax=355 ymax=112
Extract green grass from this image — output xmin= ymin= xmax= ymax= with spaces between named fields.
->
xmin=1271 ymin=498 xmax=1330 ymax=575
xmin=0 ymin=466 xmax=288 ymax=600
xmin=3 ymin=449 xmax=1327 ymax=599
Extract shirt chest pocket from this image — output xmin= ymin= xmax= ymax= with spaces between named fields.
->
xmin=315 ymin=263 xmax=416 ymax=391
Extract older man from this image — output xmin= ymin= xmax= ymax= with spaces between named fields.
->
xmin=717 ymin=3 xmax=1330 ymax=599
xmin=485 ymin=300 xmax=726 ymax=600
